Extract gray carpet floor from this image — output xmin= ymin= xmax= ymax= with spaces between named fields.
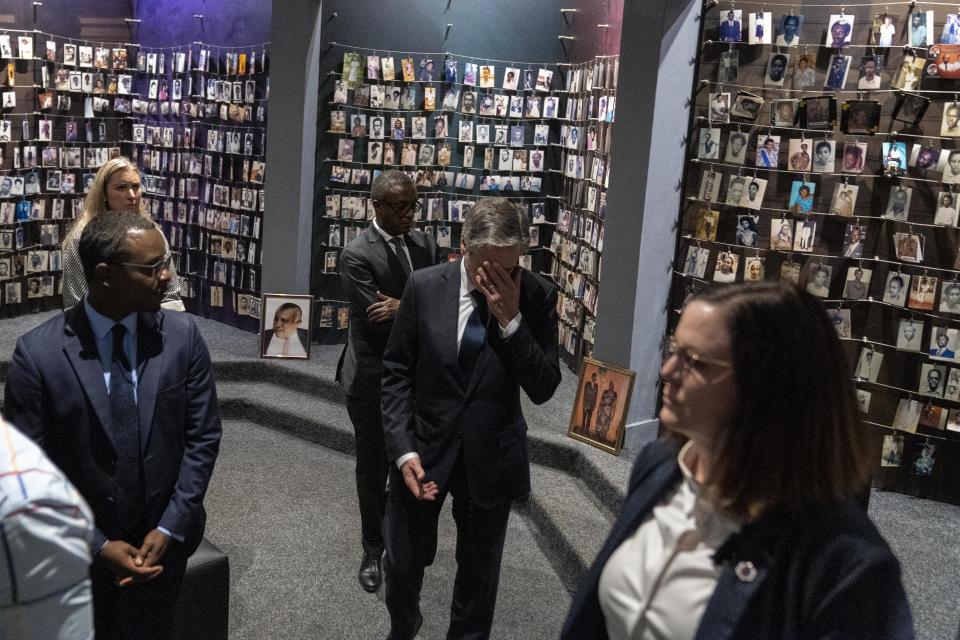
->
xmin=206 ymin=421 xmax=569 ymax=640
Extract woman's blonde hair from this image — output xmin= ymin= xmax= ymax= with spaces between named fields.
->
xmin=66 ymin=157 xmax=148 ymax=240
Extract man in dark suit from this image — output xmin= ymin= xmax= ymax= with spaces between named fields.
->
xmin=381 ymin=197 xmax=560 ymax=639
xmin=719 ymin=10 xmax=742 ymax=42
xmin=581 ymin=372 xmax=599 ymax=434
xmin=337 ymin=170 xmax=438 ymax=592
xmin=262 ymin=301 xmax=310 ymax=357
xmin=4 ymin=211 xmax=222 ymax=640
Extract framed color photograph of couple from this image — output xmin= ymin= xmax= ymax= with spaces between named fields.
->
xmin=259 ymin=293 xmax=313 ymax=359
xmin=567 ymin=358 xmax=636 ymax=455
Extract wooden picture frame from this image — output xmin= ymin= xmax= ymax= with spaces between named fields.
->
xmin=259 ymin=293 xmax=313 ymax=359
xmin=567 ymin=357 xmax=636 ymax=455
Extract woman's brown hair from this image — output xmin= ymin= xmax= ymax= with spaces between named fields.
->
xmin=690 ymin=282 xmax=873 ymax=519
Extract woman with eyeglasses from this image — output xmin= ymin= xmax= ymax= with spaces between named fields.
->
xmin=62 ymin=157 xmax=184 ymax=310
xmin=561 ymin=282 xmax=915 ymax=640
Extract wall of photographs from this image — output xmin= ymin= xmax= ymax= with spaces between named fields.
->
xmin=675 ymin=1 xmax=960 ymax=503
xmin=0 ymin=21 xmax=269 ymax=329
xmin=313 ymin=48 xmax=563 ymax=344
xmin=553 ymin=57 xmax=618 ymax=367
xmin=313 ymin=47 xmax=618 ymax=370
xmin=0 ymin=31 xmax=126 ymax=316
xmin=126 ymin=43 xmax=269 ymax=332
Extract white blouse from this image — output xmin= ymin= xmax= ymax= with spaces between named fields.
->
xmin=598 ymin=443 xmax=740 ymax=640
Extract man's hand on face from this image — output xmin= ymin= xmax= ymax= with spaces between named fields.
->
xmin=475 ymin=261 xmax=521 ymax=327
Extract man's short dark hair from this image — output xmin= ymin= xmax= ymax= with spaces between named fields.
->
xmin=275 ymin=302 xmax=303 ymax=322
xmin=815 ymin=140 xmax=832 ymax=154
xmin=78 ymin=211 xmax=156 ymax=283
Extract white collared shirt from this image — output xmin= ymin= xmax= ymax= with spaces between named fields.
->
xmin=372 ymin=218 xmax=412 ymax=267
xmin=597 ymin=442 xmax=741 ymax=640
xmin=265 ymin=331 xmax=306 ymax=357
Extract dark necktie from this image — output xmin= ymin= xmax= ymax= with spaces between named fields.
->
xmin=390 ymin=236 xmax=412 ymax=277
xmin=459 ymin=290 xmax=488 ymax=380
xmin=110 ymin=324 xmax=146 ymax=534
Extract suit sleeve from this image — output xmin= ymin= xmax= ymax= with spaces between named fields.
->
xmin=4 ymin=337 xmax=46 ymax=447
xmin=493 ymin=283 xmax=561 ymax=405
xmin=380 ymin=274 xmax=419 ymax=462
xmin=340 ymin=247 xmax=382 ymax=312
xmin=808 ymin=542 xmax=916 ymax=639
xmin=158 ymin=322 xmax=222 ymax=538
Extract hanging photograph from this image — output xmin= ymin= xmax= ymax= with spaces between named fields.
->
xmin=842 ymin=100 xmax=881 ymax=135
xmin=718 ymin=9 xmax=743 ymax=42
xmin=776 ymin=13 xmax=803 ymax=46
xmin=730 ymin=91 xmax=764 ymax=121
xmin=891 ymin=93 xmax=930 ymax=126
xmin=825 ymin=14 xmax=854 ymax=47
xmin=801 ymin=96 xmax=835 ymax=130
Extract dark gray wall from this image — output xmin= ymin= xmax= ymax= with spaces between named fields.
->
xmin=132 ymin=0 xmax=271 ymax=47
xmin=570 ymin=0 xmax=624 ymax=59
xmin=261 ymin=0 xmax=323 ymax=295
xmin=592 ymin=0 xmax=702 ymax=452
xmin=15 ymin=0 xmax=132 ymax=41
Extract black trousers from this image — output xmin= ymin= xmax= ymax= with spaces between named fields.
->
xmin=91 ymin=540 xmax=189 ymax=640
xmin=383 ymin=454 xmax=512 ymax=640
xmin=346 ymin=393 xmax=390 ymax=555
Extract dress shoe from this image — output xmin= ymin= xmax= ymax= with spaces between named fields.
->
xmin=358 ymin=550 xmax=383 ymax=593
xmin=385 ymin=613 xmax=422 ymax=640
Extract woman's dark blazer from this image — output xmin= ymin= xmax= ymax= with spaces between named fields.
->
xmin=561 ymin=440 xmax=916 ymax=640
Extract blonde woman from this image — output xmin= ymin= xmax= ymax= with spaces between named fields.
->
xmin=62 ymin=157 xmax=184 ymax=310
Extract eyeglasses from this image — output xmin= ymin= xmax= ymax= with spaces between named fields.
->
xmin=661 ymin=337 xmax=733 ymax=376
xmin=113 ymin=255 xmax=172 ymax=278
xmin=377 ymin=200 xmax=422 ymax=215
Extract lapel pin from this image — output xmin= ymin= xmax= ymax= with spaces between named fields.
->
xmin=735 ymin=560 xmax=757 ymax=582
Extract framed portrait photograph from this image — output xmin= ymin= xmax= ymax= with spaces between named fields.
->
xmin=842 ymin=100 xmax=881 ymax=135
xmin=772 ymin=99 xmax=798 ymax=126
xmin=259 ymin=293 xmax=313 ymax=359
xmin=730 ymin=91 xmax=764 ymax=121
xmin=567 ymin=358 xmax=636 ymax=455
xmin=801 ymin=96 xmax=836 ymax=130
xmin=891 ymin=92 xmax=930 ymax=126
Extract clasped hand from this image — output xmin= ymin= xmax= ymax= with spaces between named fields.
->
xmin=98 ymin=528 xmax=170 ymax=587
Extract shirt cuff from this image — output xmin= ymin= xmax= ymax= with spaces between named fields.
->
xmin=157 ymin=526 xmax=185 ymax=543
xmin=499 ymin=312 xmax=522 ymax=338
xmin=396 ymin=452 xmax=419 ymax=469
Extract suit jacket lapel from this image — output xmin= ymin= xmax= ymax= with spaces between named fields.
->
xmin=364 ymin=225 xmax=408 ymax=293
xmin=406 ymin=231 xmax=434 ymax=270
xmin=136 ymin=311 xmax=165 ymax=455
xmin=438 ymin=261 xmax=463 ymax=384
xmin=62 ymin=305 xmax=115 ymax=449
